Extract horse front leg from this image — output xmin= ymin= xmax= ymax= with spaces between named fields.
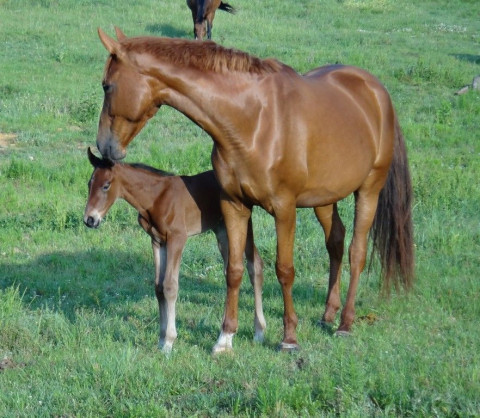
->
xmin=314 ymin=204 xmax=345 ymax=327
xmin=206 ymin=14 xmax=214 ymax=39
xmin=212 ymin=199 xmax=251 ymax=355
xmin=275 ymin=206 xmax=299 ymax=351
xmin=245 ymin=217 xmax=267 ymax=343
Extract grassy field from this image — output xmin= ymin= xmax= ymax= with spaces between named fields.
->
xmin=1 ymin=0 xmax=479 ymax=415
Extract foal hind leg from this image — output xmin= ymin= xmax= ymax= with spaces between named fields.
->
xmin=314 ymin=204 xmax=345 ymax=326
xmin=338 ymin=187 xmax=381 ymax=335
xmin=245 ymin=217 xmax=267 ymax=343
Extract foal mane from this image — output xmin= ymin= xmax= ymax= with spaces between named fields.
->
xmin=123 ymin=37 xmax=285 ymax=75
xmin=128 ymin=162 xmax=175 ymax=177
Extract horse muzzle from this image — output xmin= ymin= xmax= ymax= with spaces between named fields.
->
xmin=96 ymin=137 xmax=126 ymax=162
xmin=84 ymin=215 xmax=101 ymax=229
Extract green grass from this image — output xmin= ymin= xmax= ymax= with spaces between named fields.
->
xmin=1 ymin=0 xmax=480 ymax=415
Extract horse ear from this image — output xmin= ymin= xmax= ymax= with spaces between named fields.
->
xmin=98 ymin=27 xmax=121 ymax=55
xmin=114 ymin=26 xmax=127 ymax=41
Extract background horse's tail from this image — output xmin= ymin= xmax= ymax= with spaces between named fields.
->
xmin=370 ymin=116 xmax=415 ymax=293
xmin=219 ymin=1 xmax=236 ymax=14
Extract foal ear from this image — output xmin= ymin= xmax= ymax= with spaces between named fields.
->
xmin=87 ymin=147 xmax=114 ymax=169
xmin=114 ymin=26 xmax=127 ymax=42
xmin=87 ymin=147 xmax=103 ymax=168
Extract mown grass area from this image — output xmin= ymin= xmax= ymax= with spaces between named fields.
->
xmin=1 ymin=0 xmax=479 ymax=416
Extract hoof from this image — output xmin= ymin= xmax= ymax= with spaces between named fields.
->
xmin=335 ymin=330 xmax=351 ymax=337
xmin=212 ymin=331 xmax=234 ymax=355
xmin=253 ymin=330 xmax=265 ymax=344
xmin=212 ymin=345 xmax=234 ymax=356
xmin=318 ymin=320 xmax=334 ymax=330
xmin=278 ymin=342 xmax=300 ymax=352
xmin=158 ymin=339 xmax=174 ymax=354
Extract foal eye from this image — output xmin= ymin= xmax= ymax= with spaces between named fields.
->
xmin=102 ymin=84 xmax=112 ymax=94
xmin=102 ymin=182 xmax=111 ymax=192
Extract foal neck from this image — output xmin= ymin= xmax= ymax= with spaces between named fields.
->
xmin=116 ymin=163 xmax=172 ymax=215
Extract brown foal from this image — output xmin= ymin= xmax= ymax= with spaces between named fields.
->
xmin=84 ymin=148 xmax=266 ymax=353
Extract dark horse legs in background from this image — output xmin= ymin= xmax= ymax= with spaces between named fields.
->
xmin=186 ymin=0 xmax=235 ymax=40
xmin=95 ymin=29 xmax=414 ymax=354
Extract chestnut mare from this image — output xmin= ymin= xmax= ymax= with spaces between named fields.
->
xmin=96 ymin=28 xmax=414 ymax=354
xmin=187 ymin=0 xmax=235 ymax=40
xmin=83 ymin=148 xmax=266 ymax=353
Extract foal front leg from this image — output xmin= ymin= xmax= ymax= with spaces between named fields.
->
xmin=212 ymin=199 xmax=251 ymax=355
xmin=154 ymin=237 xmax=186 ymax=353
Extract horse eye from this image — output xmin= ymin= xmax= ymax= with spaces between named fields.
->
xmin=102 ymin=182 xmax=111 ymax=192
xmin=102 ymin=84 xmax=112 ymax=94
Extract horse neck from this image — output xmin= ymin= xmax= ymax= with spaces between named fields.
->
xmin=151 ymin=63 xmax=257 ymax=146
xmin=115 ymin=164 xmax=168 ymax=218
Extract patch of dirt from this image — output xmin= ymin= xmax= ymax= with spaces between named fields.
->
xmin=0 ymin=356 xmax=26 ymax=372
xmin=0 ymin=133 xmax=18 ymax=149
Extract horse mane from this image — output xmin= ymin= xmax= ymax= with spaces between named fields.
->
xmin=128 ymin=162 xmax=175 ymax=177
xmin=122 ymin=37 xmax=285 ymax=75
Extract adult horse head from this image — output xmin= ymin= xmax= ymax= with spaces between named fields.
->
xmin=96 ymin=27 xmax=164 ymax=160
xmin=95 ymin=28 xmax=414 ymax=354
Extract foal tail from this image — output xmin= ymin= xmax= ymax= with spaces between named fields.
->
xmin=219 ymin=1 xmax=236 ymax=14
xmin=370 ymin=116 xmax=415 ymax=293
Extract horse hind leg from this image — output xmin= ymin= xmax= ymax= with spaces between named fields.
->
xmin=338 ymin=183 xmax=383 ymax=335
xmin=314 ymin=204 xmax=345 ymax=327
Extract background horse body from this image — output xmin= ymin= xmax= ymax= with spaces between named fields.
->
xmin=84 ymin=148 xmax=266 ymax=353
xmin=96 ymin=29 xmax=414 ymax=353
xmin=186 ymin=0 xmax=235 ymax=40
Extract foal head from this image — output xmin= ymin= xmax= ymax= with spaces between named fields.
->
xmin=84 ymin=147 xmax=118 ymax=229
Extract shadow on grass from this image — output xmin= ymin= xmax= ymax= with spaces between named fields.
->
xmin=0 ymin=249 xmax=335 ymax=352
xmin=144 ymin=23 xmax=190 ymax=38
xmin=0 ymin=249 xmax=222 ymax=318
xmin=451 ymin=53 xmax=480 ymax=65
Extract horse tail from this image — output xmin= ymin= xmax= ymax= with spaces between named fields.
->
xmin=370 ymin=115 xmax=415 ymax=293
xmin=218 ymin=1 xmax=236 ymax=14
